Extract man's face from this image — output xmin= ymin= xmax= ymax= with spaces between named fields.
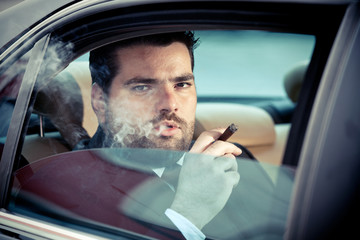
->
xmin=95 ymin=42 xmax=197 ymax=150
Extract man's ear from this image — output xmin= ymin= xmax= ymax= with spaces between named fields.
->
xmin=91 ymin=83 xmax=106 ymax=124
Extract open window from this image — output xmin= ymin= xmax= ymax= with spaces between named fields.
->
xmin=19 ymin=30 xmax=316 ymax=167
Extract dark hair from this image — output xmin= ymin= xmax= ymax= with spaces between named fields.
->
xmin=89 ymin=31 xmax=199 ymax=93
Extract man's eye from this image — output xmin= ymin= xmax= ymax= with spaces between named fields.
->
xmin=132 ymin=85 xmax=149 ymax=92
xmin=176 ymin=82 xmax=192 ymax=88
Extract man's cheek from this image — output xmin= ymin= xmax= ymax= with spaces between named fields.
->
xmin=111 ymin=100 xmax=148 ymax=120
xmin=110 ymin=106 xmax=153 ymax=132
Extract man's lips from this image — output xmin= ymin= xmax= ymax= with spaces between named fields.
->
xmin=154 ymin=121 xmax=180 ymax=136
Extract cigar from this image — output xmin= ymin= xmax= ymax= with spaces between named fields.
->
xmin=218 ymin=123 xmax=238 ymax=141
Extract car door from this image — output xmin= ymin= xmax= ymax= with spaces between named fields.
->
xmin=1 ymin=0 xmax=357 ymax=239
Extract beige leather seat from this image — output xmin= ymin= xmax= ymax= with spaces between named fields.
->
xmin=194 ymin=103 xmax=288 ymax=165
xmin=22 ymin=132 xmax=71 ymax=161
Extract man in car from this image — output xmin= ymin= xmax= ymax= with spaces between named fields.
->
xmin=12 ymin=31 xmax=290 ymax=240
xmin=80 ymin=31 xmax=243 ymax=239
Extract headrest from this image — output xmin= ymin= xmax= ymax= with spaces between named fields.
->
xmin=63 ymin=61 xmax=98 ymax=137
xmin=194 ymin=103 xmax=276 ymax=147
xmin=33 ymin=61 xmax=96 ymax=148
xmin=283 ymin=61 xmax=309 ymax=103
xmin=34 ymin=63 xmax=92 ymax=148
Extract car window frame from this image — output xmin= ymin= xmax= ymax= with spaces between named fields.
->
xmin=0 ymin=35 xmax=51 ymax=206
xmin=286 ymin=2 xmax=360 ymax=239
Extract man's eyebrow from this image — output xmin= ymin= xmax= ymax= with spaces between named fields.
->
xmin=124 ymin=74 xmax=194 ymax=85
xmin=172 ymin=73 xmax=195 ymax=82
xmin=124 ymin=77 xmax=157 ymax=85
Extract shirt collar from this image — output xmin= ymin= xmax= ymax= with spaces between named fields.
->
xmin=153 ymin=153 xmax=185 ymax=177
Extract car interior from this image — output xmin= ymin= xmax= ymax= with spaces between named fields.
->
xmin=21 ymin=56 xmax=307 ymax=167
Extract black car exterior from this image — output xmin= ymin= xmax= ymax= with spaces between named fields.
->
xmin=0 ymin=0 xmax=359 ymax=239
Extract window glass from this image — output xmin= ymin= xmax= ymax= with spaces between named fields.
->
xmin=9 ymin=148 xmax=295 ymax=239
xmin=8 ymin=29 xmax=315 ymax=239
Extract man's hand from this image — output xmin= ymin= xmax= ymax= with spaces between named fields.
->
xmin=170 ymin=128 xmax=242 ymax=230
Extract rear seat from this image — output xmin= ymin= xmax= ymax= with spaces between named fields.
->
xmin=23 ymin=61 xmax=292 ymax=165
xmin=194 ymin=103 xmax=289 ymax=165
xmin=22 ymin=132 xmax=70 ymax=161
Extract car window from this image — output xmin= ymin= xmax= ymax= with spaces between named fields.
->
xmin=18 ymin=30 xmax=316 ymax=166
xmin=7 ymin=29 xmax=314 ymax=239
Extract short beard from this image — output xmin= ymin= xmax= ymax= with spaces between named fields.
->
xmin=104 ymin=111 xmax=194 ymax=151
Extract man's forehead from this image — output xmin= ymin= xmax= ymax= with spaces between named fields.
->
xmin=110 ymin=42 xmax=192 ymax=85
xmin=114 ymin=42 xmax=192 ymax=72
xmin=115 ymin=41 xmax=189 ymax=57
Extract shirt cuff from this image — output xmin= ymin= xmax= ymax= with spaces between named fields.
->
xmin=165 ymin=208 xmax=206 ymax=240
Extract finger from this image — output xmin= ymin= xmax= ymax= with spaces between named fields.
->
xmin=223 ymin=153 xmax=236 ymax=159
xmin=215 ymin=154 xmax=238 ymax=172
xmin=203 ymin=140 xmax=242 ymax=157
xmin=190 ymin=128 xmax=227 ymax=153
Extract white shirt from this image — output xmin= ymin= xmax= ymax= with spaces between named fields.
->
xmin=153 ymin=154 xmax=206 ymax=240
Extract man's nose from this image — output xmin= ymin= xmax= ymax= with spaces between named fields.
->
xmin=156 ymin=85 xmax=178 ymax=113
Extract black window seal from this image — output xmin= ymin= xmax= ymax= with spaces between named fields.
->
xmin=0 ymin=34 xmax=51 ymax=207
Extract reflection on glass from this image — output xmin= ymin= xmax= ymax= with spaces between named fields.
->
xmin=10 ymin=148 xmax=294 ymax=239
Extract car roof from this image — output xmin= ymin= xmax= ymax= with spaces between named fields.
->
xmin=0 ymin=0 xmax=354 ymax=49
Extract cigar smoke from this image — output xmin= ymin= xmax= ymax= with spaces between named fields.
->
xmin=103 ymin=98 xmax=193 ymax=150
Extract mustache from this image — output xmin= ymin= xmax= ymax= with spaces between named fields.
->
xmin=150 ymin=112 xmax=187 ymax=127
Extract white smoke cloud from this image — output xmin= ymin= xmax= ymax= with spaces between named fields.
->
xmin=37 ymin=40 xmax=74 ymax=88
xmin=105 ymin=97 xmax=156 ymax=148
